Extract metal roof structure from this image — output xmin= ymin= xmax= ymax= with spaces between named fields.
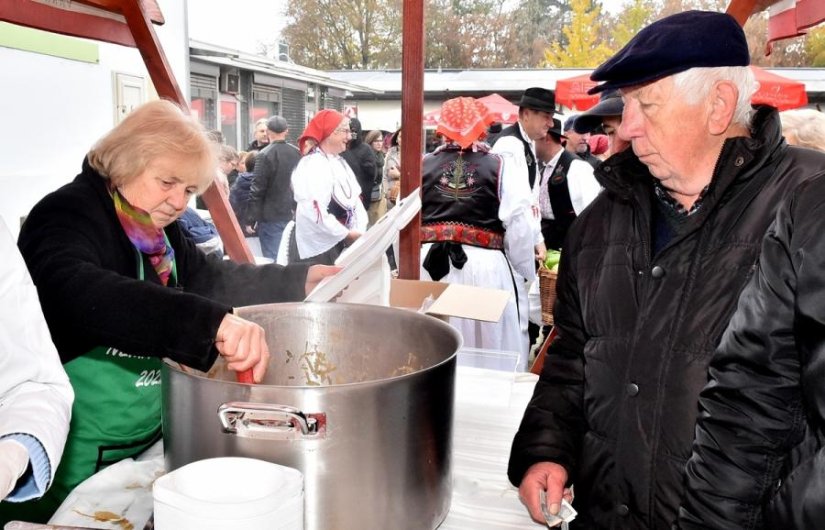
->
xmin=191 ymin=40 xmax=382 ymax=96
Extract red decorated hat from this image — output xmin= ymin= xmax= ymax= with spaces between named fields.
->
xmin=435 ymin=97 xmax=494 ymax=149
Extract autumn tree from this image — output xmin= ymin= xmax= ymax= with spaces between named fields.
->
xmin=806 ymin=26 xmax=825 ymax=66
xmin=610 ymin=0 xmax=655 ymax=49
xmin=281 ymin=0 xmax=397 ymax=69
xmin=508 ymin=0 xmax=573 ymax=67
xmin=425 ymin=0 xmax=518 ymax=68
xmin=543 ymin=0 xmax=613 ymax=67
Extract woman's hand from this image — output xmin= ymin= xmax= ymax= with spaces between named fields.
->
xmin=304 ymin=265 xmax=342 ymax=295
xmin=215 ymin=313 xmax=270 ymax=383
xmin=387 ymin=182 xmax=400 ymax=202
xmin=345 ymin=230 xmax=362 ymax=243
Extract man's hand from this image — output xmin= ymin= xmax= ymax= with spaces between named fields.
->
xmin=519 ymin=462 xmax=569 ymax=524
xmin=215 ymin=313 xmax=270 ymax=383
xmin=0 ymin=439 xmax=29 ymax=500
xmin=304 ymin=265 xmax=342 ymax=295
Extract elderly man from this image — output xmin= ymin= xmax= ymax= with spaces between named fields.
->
xmin=247 ymin=117 xmax=270 ymax=151
xmin=507 ymin=11 xmax=821 ymax=529
xmin=573 ymin=88 xmax=630 ymax=157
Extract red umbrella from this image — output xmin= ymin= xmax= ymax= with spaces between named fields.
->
xmin=554 ymin=73 xmax=600 ymax=111
xmin=476 ymin=93 xmax=519 ymax=124
xmin=750 ymin=65 xmax=808 ymax=110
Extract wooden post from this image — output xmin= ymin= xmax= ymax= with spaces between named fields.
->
xmin=120 ymin=0 xmax=254 ymax=263
xmin=399 ymin=0 xmax=425 ymax=280
xmin=726 ymin=0 xmax=759 ymax=25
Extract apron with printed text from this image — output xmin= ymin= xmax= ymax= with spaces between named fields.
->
xmin=0 ymin=250 xmax=173 ymax=524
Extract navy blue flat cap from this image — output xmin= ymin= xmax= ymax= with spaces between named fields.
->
xmin=563 ymin=115 xmax=578 ymax=132
xmin=588 ymin=11 xmax=749 ymax=94
xmin=574 ymin=89 xmax=624 ymax=133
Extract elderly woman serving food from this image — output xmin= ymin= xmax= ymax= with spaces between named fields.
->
xmin=0 ymin=100 xmax=336 ymax=524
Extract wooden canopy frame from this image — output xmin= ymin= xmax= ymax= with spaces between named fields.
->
xmin=0 ymin=0 xmax=781 ymax=273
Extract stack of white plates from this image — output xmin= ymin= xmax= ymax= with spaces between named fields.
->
xmin=153 ymin=457 xmax=303 ymax=530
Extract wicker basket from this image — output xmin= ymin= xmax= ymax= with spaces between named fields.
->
xmin=539 ymin=267 xmax=558 ymax=325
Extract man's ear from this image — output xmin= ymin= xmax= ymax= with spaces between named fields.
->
xmin=708 ymin=80 xmax=739 ymax=135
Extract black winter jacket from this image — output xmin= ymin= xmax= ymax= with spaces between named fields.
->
xmin=508 ymin=107 xmax=819 ymax=529
xmin=680 ymin=155 xmax=825 ymax=529
xmin=248 ymin=140 xmax=301 ymax=223
xmin=17 ymin=159 xmax=309 ymax=370
xmin=341 ymin=118 xmax=377 ymax=210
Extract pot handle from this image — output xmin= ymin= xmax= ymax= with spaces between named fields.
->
xmin=218 ymin=402 xmax=326 ymax=440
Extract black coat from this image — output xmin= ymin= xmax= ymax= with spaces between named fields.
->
xmin=341 ymin=119 xmax=377 ymax=209
xmin=508 ymin=107 xmax=818 ymax=529
xmin=681 ymin=157 xmax=825 ymax=529
xmin=17 ymin=159 xmax=309 ymax=371
xmin=248 ymin=140 xmax=301 ymax=223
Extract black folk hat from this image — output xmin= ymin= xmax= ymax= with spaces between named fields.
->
xmin=518 ymin=87 xmax=556 ymax=113
xmin=574 ymin=89 xmax=624 ymax=133
xmin=588 ymin=10 xmax=749 ymax=95
xmin=548 ymin=118 xmax=566 ymax=140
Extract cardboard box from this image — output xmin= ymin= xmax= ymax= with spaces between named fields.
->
xmin=389 ymin=279 xmax=509 ymax=322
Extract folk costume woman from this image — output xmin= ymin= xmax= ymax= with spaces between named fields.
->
xmin=289 ymin=109 xmax=367 ymax=265
xmin=420 ymin=97 xmax=537 ymax=367
xmin=4 ymin=100 xmax=336 ymax=523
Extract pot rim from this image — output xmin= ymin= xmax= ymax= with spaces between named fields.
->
xmin=164 ymin=302 xmax=463 ymax=388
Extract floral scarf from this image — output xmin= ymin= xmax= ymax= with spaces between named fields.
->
xmin=112 ymin=188 xmax=175 ymax=286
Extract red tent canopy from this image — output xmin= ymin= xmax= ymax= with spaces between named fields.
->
xmin=751 ymin=65 xmax=808 ymax=110
xmin=424 ymin=93 xmax=519 ymax=126
xmin=554 ymin=73 xmax=600 ymax=111
xmin=554 ymin=66 xmax=807 ymax=112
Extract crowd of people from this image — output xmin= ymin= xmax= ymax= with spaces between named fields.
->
xmin=4 ymin=8 xmax=825 ymax=530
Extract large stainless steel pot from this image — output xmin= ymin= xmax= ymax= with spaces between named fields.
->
xmin=162 ymin=302 xmax=462 ymax=530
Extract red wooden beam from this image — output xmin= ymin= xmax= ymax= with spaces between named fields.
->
xmin=0 ymin=0 xmax=254 ymax=263
xmin=119 ymin=0 xmax=253 ymax=263
xmin=399 ymin=0 xmax=425 ymax=280
xmin=0 ymin=0 xmax=136 ymax=47
xmin=726 ymin=0 xmax=760 ymax=25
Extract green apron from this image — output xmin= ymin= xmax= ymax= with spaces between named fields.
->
xmin=0 ymin=248 xmax=175 ymax=524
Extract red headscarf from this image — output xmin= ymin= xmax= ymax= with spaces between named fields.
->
xmin=435 ymin=97 xmax=494 ymax=149
xmin=299 ymin=109 xmax=345 ymax=154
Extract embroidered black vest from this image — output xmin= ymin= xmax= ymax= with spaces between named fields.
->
xmin=540 ymin=150 xmax=579 ymax=251
xmin=495 ymin=123 xmax=537 ymax=188
xmin=421 ymin=146 xmax=504 ymax=250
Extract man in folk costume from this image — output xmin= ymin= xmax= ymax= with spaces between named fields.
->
xmin=420 ymin=97 xmax=536 ymax=368
xmin=491 ymin=87 xmax=554 ymax=358
xmin=534 ymin=118 xmax=601 ymax=251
